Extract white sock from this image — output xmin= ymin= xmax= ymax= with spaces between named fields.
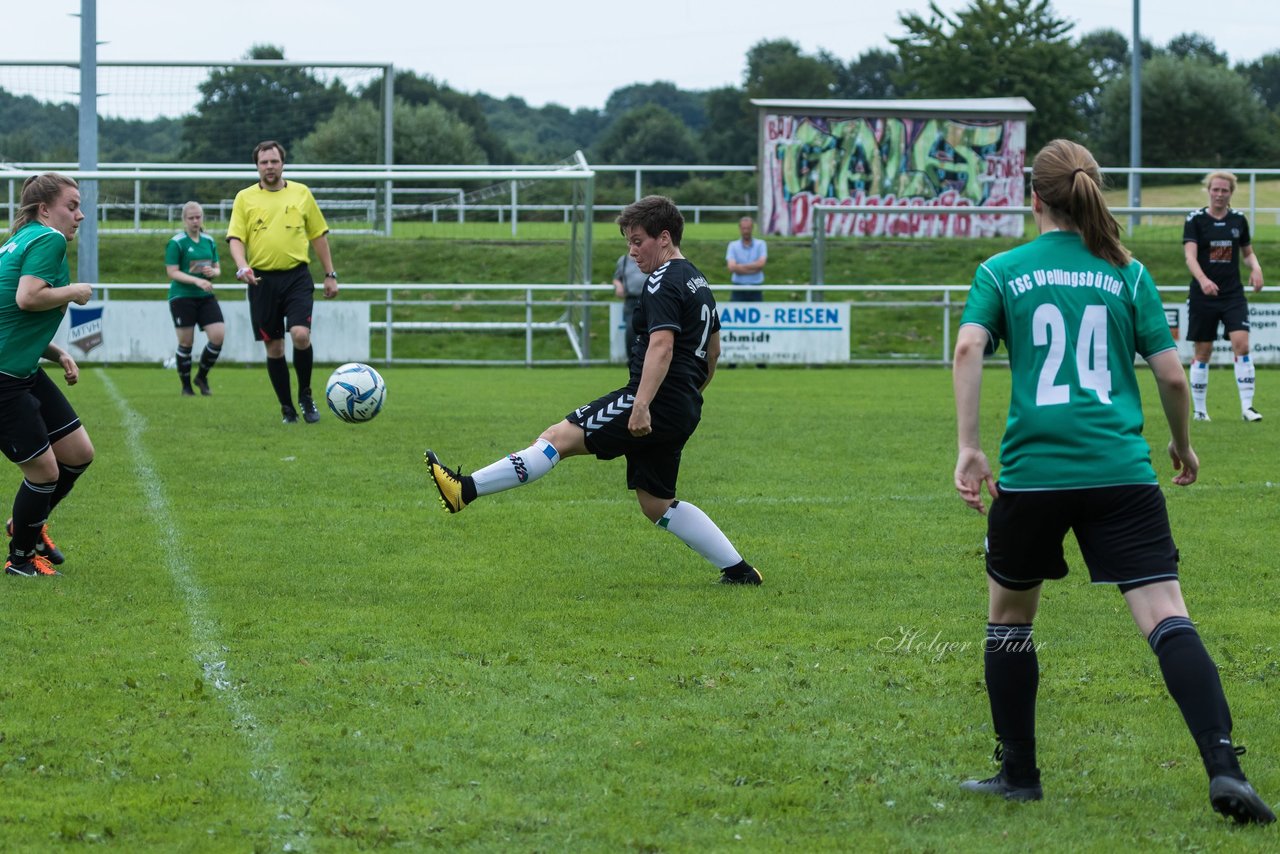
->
xmin=1235 ymin=355 xmax=1256 ymax=411
xmin=472 ymin=438 xmax=560 ymax=497
xmin=657 ymin=500 xmax=743 ymax=570
xmin=1190 ymin=361 xmax=1209 ymax=413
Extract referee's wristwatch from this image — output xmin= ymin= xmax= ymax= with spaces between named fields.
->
xmin=324 ymin=271 xmax=338 ymax=281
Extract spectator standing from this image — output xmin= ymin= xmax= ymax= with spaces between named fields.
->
xmin=726 ymin=216 xmax=767 ymax=302
xmin=613 ymin=252 xmax=646 ymax=334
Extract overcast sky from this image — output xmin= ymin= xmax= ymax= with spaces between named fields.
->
xmin=10 ymin=0 xmax=1279 ymax=114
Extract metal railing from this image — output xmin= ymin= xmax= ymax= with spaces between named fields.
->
xmin=92 ymin=283 xmax=604 ymax=366
xmin=83 ymin=279 xmax=1280 ymax=367
xmin=9 ymin=162 xmax=1280 ymax=236
xmin=87 ymin=281 xmax=1265 ymax=367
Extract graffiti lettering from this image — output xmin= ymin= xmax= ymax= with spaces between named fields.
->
xmin=761 ymin=114 xmax=1026 ymax=239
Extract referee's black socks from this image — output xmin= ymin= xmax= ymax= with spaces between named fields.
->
xmin=293 ymin=345 xmax=314 ymax=397
xmin=266 ymin=356 xmax=293 ymax=407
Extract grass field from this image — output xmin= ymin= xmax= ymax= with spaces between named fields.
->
xmin=3 ymin=364 xmax=1277 ymax=851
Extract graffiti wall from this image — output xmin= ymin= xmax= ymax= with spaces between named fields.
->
xmin=760 ymin=113 xmax=1026 ymax=238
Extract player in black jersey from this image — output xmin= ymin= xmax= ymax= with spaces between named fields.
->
xmin=425 ymin=196 xmax=760 ymax=585
xmin=1183 ymin=171 xmax=1265 ymax=422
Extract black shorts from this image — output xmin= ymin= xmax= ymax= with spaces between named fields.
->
xmin=169 ymin=295 xmax=225 ymax=330
xmin=565 ymin=385 xmax=702 ymax=499
xmin=247 ymin=264 xmax=314 ymax=342
xmin=985 ymin=484 xmax=1179 ymax=592
xmin=0 ymin=369 xmax=83 ymax=464
xmin=1187 ymin=294 xmax=1250 ymax=342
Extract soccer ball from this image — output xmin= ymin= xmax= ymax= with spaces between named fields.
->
xmin=325 ymin=363 xmax=386 ymax=423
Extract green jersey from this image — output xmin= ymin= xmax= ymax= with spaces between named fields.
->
xmin=165 ymin=230 xmax=219 ymax=300
xmin=960 ymin=231 xmax=1175 ymax=490
xmin=0 ymin=222 xmax=71 ymax=378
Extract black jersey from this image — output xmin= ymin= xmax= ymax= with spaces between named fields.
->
xmin=1183 ymin=207 xmax=1252 ymax=299
xmin=628 ymin=257 xmax=721 ymax=395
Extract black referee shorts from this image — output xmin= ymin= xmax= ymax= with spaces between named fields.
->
xmin=985 ymin=484 xmax=1179 ymax=592
xmin=247 ymin=264 xmax=315 ymax=342
xmin=0 ymin=369 xmax=83 ymax=464
xmin=565 ymin=385 xmax=702 ymax=499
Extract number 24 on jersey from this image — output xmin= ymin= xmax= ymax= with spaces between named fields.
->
xmin=1032 ymin=303 xmax=1113 ymax=406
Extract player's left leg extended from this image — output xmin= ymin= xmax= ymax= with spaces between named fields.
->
xmin=425 ymin=421 xmax=584 ymax=514
xmin=1126 ymin=580 xmax=1274 ymax=824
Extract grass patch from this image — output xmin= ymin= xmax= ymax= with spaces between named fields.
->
xmin=2 ymin=364 xmax=1277 ymax=849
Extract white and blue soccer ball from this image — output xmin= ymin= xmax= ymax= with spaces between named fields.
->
xmin=325 ymin=363 xmax=386 ymax=423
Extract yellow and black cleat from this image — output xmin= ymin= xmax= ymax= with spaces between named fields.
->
xmin=425 ymin=449 xmax=468 ymax=514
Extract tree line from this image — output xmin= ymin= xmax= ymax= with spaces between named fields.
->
xmin=3 ymin=0 xmax=1278 ymax=204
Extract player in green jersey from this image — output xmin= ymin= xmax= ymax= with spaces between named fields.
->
xmin=164 ymin=201 xmax=224 ymax=396
xmin=952 ymin=140 xmax=1273 ymax=824
xmin=1 ymin=174 xmax=96 ymax=577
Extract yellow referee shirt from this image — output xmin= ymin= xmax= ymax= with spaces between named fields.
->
xmin=226 ymin=181 xmax=330 ymax=271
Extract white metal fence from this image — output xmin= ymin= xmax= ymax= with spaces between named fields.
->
xmin=86 ymin=282 xmax=1274 ymax=367
xmin=10 ymin=163 xmax=1280 ymax=236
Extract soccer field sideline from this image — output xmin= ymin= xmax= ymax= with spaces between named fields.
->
xmin=3 ymin=364 xmax=1276 ymax=850
xmin=97 ymin=369 xmax=314 ymax=851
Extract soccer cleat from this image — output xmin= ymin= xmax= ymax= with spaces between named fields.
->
xmin=181 ymin=385 xmax=195 ymax=397
xmin=962 ymin=742 xmax=1042 ymax=802
xmin=1242 ymin=407 xmax=1263 ymax=422
xmin=35 ymin=524 xmax=64 ymax=565
xmin=1193 ymin=411 xmax=1211 ymax=422
xmin=6 ymin=520 xmax=64 ymax=565
xmin=5 ymin=554 xmax=60 ymax=577
xmin=299 ymin=392 xmax=321 ymax=424
xmin=1209 ymin=776 xmax=1276 ymax=824
xmin=425 ymin=449 xmax=468 ymax=514
xmin=960 ymin=770 xmax=1044 ymax=802
xmin=193 ymin=373 xmax=212 ymax=396
xmin=718 ymin=564 xmax=763 ymax=585
xmin=282 ymin=405 xmax=299 ymax=424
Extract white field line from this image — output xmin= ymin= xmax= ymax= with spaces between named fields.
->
xmin=99 ymin=370 xmax=310 ymax=851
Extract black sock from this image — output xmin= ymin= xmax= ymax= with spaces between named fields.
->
xmin=198 ymin=342 xmax=222 ymax=376
xmin=1148 ymin=616 xmax=1239 ymax=779
xmin=9 ymin=478 xmax=56 ymax=559
xmin=176 ymin=345 xmax=193 ymax=387
xmin=293 ymin=345 xmax=313 ymax=400
xmin=267 ymin=356 xmax=293 ymax=407
xmin=48 ymin=460 xmax=91 ymax=513
xmin=984 ymin=623 xmax=1039 ymax=782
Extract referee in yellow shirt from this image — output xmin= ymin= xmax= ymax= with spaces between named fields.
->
xmin=227 ymin=140 xmax=339 ymax=424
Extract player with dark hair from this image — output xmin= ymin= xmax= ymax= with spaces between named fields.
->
xmin=425 ymin=195 xmax=760 ymax=585
xmin=227 ymin=140 xmax=338 ymax=424
xmin=1 ymin=173 xmax=96 ymax=577
xmin=952 ymin=140 xmax=1273 ymax=823
xmin=165 ymin=200 xmax=224 ymax=396
xmin=1183 ymin=171 xmax=1265 ymax=422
